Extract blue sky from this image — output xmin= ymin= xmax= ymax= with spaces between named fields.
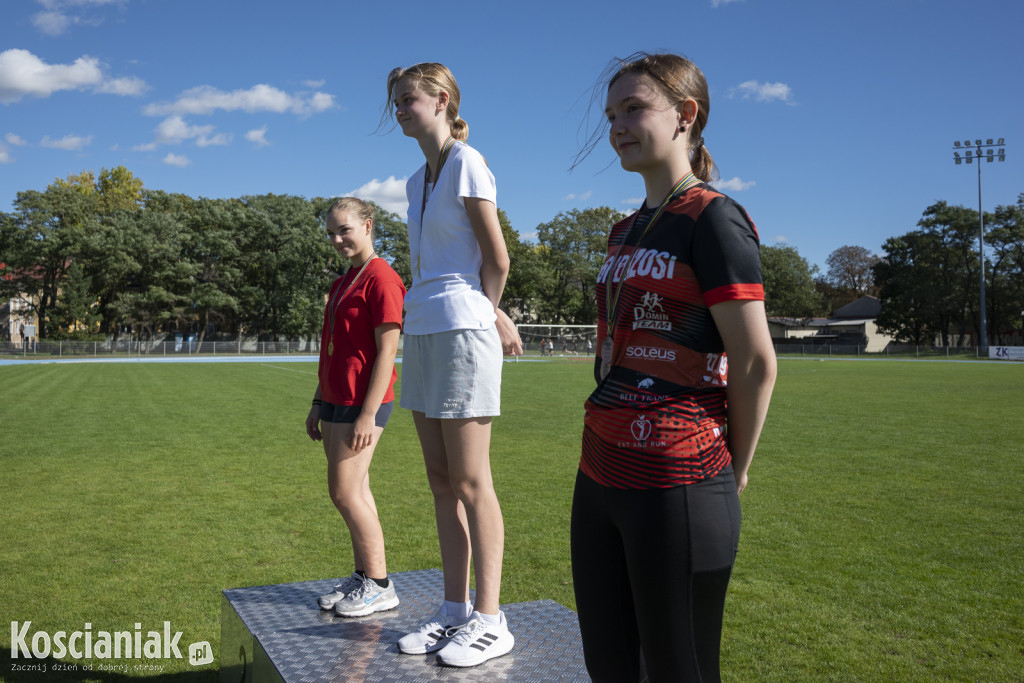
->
xmin=1 ymin=0 xmax=1021 ymax=270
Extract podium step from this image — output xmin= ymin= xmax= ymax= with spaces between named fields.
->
xmin=221 ymin=568 xmax=589 ymax=681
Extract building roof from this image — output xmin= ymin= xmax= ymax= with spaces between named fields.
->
xmin=833 ymin=295 xmax=881 ymax=319
xmin=766 ymin=317 xmax=829 ymax=327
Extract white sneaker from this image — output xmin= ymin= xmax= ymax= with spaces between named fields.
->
xmin=333 ymin=576 xmax=400 ymax=617
xmin=436 ymin=611 xmax=514 ymax=667
xmin=317 ymin=572 xmax=362 ymax=610
xmin=397 ymin=606 xmax=469 ymax=654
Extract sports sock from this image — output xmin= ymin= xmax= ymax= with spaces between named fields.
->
xmin=443 ymin=600 xmax=472 ymax=620
xmin=369 ymin=576 xmax=389 ymax=589
xmin=474 ymin=610 xmax=501 ymax=626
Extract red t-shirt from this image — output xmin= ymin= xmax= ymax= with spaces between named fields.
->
xmin=318 ymin=258 xmax=406 ymax=406
xmin=581 ymin=185 xmax=764 ymax=489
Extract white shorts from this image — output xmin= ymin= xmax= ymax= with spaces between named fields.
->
xmin=400 ymin=327 xmax=502 ymax=419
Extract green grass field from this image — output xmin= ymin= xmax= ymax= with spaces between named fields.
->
xmin=1 ymin=358 xmax=1022 ymax=682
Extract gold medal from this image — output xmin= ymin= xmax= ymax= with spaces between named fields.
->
xmin=328 ymin=339 xmax=334 ymax=356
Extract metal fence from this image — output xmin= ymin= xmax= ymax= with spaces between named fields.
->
xmin=0 ymin=338 xmax=1011 ymax=361
xmin=3 ymin=338 xmax=322 ymax=359
xmin=773 ymin=343 xmax=988 ymax=359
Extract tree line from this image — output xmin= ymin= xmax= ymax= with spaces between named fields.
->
xmin=759 ymin=195 xmax=1024 ymax=346
xmin=0 ymin=167 xmax=621 ymax=341
xmin=2 ymin=167 xmax=1022 ymax=346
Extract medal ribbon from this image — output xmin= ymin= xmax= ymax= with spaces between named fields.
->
xmin=327 ymin=254 xmax=376 ymax=354
xmin=416 ymin=136 xmax=457 ymax=278
xmin=605 ymin=172 xmax=701 ymax=334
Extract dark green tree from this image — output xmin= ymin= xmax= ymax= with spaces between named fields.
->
xmin=873 ymin=232 xmax=940 ymax=345
xmin=496 ymin=208 xmax=544 ymax=322
xmin=760 ymin=244 xmax=822 ymax=317
xmin=6 ymin=184 xmax=99 ymax=339
xmin=987 ymin=194 xmax=1024 ymax=344
xmin=238 ymin=194 xmax=334 ymax=341
xmin=535 ymin=207 xmax=623 ymax=324
xmin=50 ymin=261 xmax=101 ymax=338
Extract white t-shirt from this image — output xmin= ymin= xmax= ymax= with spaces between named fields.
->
xmin=403 ymin=141 xmax=497 ymax=334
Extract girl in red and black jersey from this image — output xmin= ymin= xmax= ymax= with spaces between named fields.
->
xmin=305 ymin=197 xmax=406 ymax=618
xmin=570 ymin=53 xmax=777 ymax=682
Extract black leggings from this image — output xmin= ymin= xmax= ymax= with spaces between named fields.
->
xmin=570 ymin=468 xmax=741 ymax=683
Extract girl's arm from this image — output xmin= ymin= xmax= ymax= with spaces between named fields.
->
xmin=709 ymin=299 xmax=777 ymax=493
xmin=350 ymin=322 xmax=402 ymax=452
xmin=306 ymin=383 xmax=323 ymax=442
xmin=465 ymin=196 xmax=523 ymax=355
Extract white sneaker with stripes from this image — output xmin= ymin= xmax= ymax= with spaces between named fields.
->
xmin=397 ymin=606 xmax=469 ymax=654
xmin=436 ymin=610 xmax=514 ymax=667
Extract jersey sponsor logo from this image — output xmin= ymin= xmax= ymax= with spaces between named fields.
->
xmin=597 ymin=248 xmax=678 ymax=284
xmin=702 ymin=353 xmax=728 ymax=387
xmin=615 ymin=413 xmax=668 ymax=449
xmin=633 ymin=292 xmax=671 ymax=331
xmin=630 ymin=414 xmax=653 ymax=441
xmin=637 ymin=377 xmax=655 ymax=389
xmin=624 ymin=345 xmax=677 ymax=362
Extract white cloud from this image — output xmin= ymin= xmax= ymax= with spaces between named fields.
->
xmin=144 ymin=84 xmax=336 ymax=118
xmin=40 ymin=134 xmax=92 ymax=151
xmin=6 ymin=133 xmax=27 ymax=146
xmin=712 ymin=177 xmax=756 ymax=192
xmin=0 ymin=49 xmax=147 ymax=104
xmin=134 ymin=115 xmax=231 ymax=150
xmin=245 ymin=126 xmax=270 ymax=148
xmin=0 ymin=145 xmax=13 ymax=164
xmin=95 ymin=75 xmax=147 ymax=96
xmin=772 ymin=235 xmax=789 ymax=244
xmin=32 ymin=0 xmax=124 ymax=36
xmin=32 ymin=11 xmax=72 ymax=35
xmin=349 ymin=176 xmax=409 ymax=216
xmin=711 ymin=0 xmax=744 ymax=6
xmin=303 ymin=79 xmax=325 ymax=89
xmin=307 ymin=92 xmax=334 ymax=114
xmin=563 ymin=190 xmax=593 ymax=201
xmin=729 ymin=80 xmax=794 ymax=104
xmin=162 ymin=153 xmax=190 ymax=167
xmin=624 ymin=197 xmax=644 ymax=207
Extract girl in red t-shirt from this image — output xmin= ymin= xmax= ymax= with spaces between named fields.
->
xmin=305 ymin=197 xmax=406 ymax=618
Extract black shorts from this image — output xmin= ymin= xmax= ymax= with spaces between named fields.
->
xmin=319 ymin=401 xmax=394 ymax=428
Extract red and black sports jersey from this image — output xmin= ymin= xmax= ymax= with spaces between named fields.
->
xmin=581 ymin=184 xmax=763 ymax=489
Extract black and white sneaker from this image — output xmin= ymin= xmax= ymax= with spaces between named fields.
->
xmin=397 ymin=606 xmax=469 ymax=654
xmin=436 ymin=610 xmax=514 ymax=667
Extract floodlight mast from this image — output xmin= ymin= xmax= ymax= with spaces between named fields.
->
xmin=951 ymin=137 xmax=1006 ymax=352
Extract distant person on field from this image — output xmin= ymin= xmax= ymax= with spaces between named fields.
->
xmin=570 ymin=52 xmax=777 ymax=682
xmin=306 ymin=197 xmax=407 ymax=618
xmin=382 ymin=61 xmax=522 ymax=668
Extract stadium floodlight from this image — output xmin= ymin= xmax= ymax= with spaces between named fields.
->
xmin=951 ymin=137 xmax=1008 ymax=352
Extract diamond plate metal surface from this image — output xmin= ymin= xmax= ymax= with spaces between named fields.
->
xmin=221 ymin=569 xmax=589 ymax=682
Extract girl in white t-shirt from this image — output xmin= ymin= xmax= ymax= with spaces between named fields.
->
xmin=383 ymin=61 xmax=522 ymax=668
